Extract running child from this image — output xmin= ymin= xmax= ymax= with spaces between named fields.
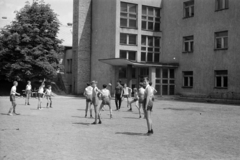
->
xmin=44 ymin=85 xmax=53 ymax=108
xmin=25 ymin=81 xmax=32 ymax=105
xmin=143 ymin=77 xmax=154 ymax=135
xmin=83 ymin=82 xmax=93 ymax=118
xmin=98 ymin=84 xmax=113 ymax=122
xmin=37 ymin=79 xmax=45 ymax=110
xmin=91 ymin=81 xmax=103 ymax=124
xmin=8 ymin=81 xmax=21 ymax=116
xmin=123 ymin=83 xmax=132 ymax=109
xmin=129 ymin=88 xmax=142 ymax=118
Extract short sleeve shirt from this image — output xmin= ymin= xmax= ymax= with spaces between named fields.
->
xmin=85 ymin=86 xmax=93 ymax=95
xmin=102 ymin=89 xmax=110 ymax=97
xmin=10 ymin=86 xmax=16 ymax=95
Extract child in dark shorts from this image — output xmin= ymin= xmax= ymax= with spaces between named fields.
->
xmin=8 ymin=81 xmax=21 ymax=116
xmin=98 ymin=84 xmax=112 ymax=121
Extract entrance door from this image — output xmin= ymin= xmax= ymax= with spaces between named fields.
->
xmin=155 ymin=68 xmax=175 ymax=95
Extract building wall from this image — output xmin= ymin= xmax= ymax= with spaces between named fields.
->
xmin=161 ymin=0 xmax=240 ymax=98
xmin=72 ymin=0 xmax=92 ymax=94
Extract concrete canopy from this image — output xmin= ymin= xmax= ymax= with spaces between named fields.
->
xmin=99 ymin=58 xmax=179 ymax=68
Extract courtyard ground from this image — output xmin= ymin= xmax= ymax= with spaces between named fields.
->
xmin=0 ymin=96 xmax=240 ymax=160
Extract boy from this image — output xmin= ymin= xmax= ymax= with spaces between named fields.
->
xmin=98 ymin=84 xmax=113 ymax=122
xmin=83 ymin=83 xmax=93 ymax=118
xmin=122 ymin=83 xmax=132 ymax=110
xmin=149 ymin=82 xmax=157 ymax=101
xmin=114 ymin=81 xmax=123 ymax=110
xmin=44 ymin=85 xmax=53 ymax=108
xmin=129 ymin=88 xmax=142 ymax=118
xmin=25 ymin=81 xmax=32 ymax=105
xmin=8 ymin=81 xmax=21 ymax=116
xmin=91 ymin=81 xmax=103 ymax=124
xmin=37 ymin=79 xmax=45 ymax=110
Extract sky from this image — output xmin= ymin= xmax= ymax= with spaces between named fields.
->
xmin=0 ymin=0 xmax=73 ymax=46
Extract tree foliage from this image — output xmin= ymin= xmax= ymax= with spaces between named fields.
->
xmin=0 ymin=0 xmax=64 ymax=81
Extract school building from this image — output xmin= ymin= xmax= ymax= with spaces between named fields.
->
xmin=69 ymin=0 xmax=240 ymax=99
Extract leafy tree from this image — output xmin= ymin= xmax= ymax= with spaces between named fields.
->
xmin=0 ymin=0 xmax=64 ymax=82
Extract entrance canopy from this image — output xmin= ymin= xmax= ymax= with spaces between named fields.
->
xmin=99 ymin=58 xmax=179 ymax=68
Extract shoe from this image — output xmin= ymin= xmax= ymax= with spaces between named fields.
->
xmin=85 ymin=115 xmax=87 ymax=118
xmin=128 ymin=109 xmax=132 ymax=112
xmin=90 ymin=115 xmax=93 ymax=118
xmin=98 ymin=120 xmax=102 ymax=124
xmin=150 ymin=129 xmax=154 ymax=134
xmin=8 ymin=113 xmax=13 ymax=116
xmin=13 ymin=112 xmax=20 ymax=115
xmin=28 ymin=103 xmax=30 ymax=105
xmin=92 ymin=122 xmax=97 ymax=125
xmin=146 ymin=130 xmax=152 ymax=135
xmin=139 ymin=115 xmax=142 ymax=118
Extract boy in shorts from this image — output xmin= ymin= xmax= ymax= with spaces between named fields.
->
xmin=84 ymin=83 xmax=93 ymax=118
xmin=25 ymin=81 xmax=32 ymax=105
xmin=91 ymin=81 xmax=103 ymax=124
xmin=98 ymin=84 xmax=113 ymax=122
xmin=123 ymin=83 xmax=132 ymax=109
xmin=37 ymin=79 xmax=45 ymax=110
xmin=8 ymin=81 xmax=21 ymax=116
xmin=129 ymin=88 xmax=142 ymax=118
xmin=44 ymin=85 xmax=53 ymax=108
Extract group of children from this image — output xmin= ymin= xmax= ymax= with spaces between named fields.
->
xmin=84 ymin=77 xmax=156 ymax=134
xmin=8 ymin=79 xmax=53 ymax=116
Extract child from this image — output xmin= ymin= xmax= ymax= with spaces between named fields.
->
xmin=91 ymin=81 xmax=103 ymax=124
xmin=143 ymin=77 xmax=154 ymax=135
xmin=8 ymin=81 xmax=21 ymax=116
xmin=114 ymin=81 xmax=123 ymax=110
xmin=37 ymin=79 xmax=45 ymax=110
xmin=138 ymin=83 xmax=145 ymax=118
xmin=98 ymin=84 xmax=113 ymax=122
xmin=123 ymin=83 xmax=132 ymax=109
xmin=129 ymin=88 xmax=142 ymax=118
xmin=149 ymin=82 xmax=157 ymax=101
xmin=25 ymin=81 xmax=32 ymax=105
xmin=44 ymin=85 xmax=53 ymax=108
xmin=83 ymin=82 xmax=93 ymax=118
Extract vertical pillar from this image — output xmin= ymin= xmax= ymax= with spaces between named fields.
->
xmin=127 ymin=65 xmax=133 ymax=88
xmin=150 ymin=67 xmax=156 ymax=87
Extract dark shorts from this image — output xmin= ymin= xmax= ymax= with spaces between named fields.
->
xmin=10 ymin=95 xmax=15 ymax=102
xmin=139 ymin=96 xmax=144 ymax=104
xmin=26 ymin=90 xmax=31 ymax=95
xmin=123 ymin=94 xmax=129 ymax=98
xmin=143 ymin=98 xmax=153 ymax=111
xmin=45 ymin=95 xmax=52 ymax=100
xmin=133 ymin=98 xmax=139 ymax=102
xmin=115 ymin=94 xmax=121 ymax=100
xmin=38 ymin=93 xmax=44 ymax=98
xmin=86 ymin=95 xmax=92 ymax=103
xmin=102 ymin=97 xmax=110 ymax=105
xmin=92 ymin=96 xmax=99 ymax=106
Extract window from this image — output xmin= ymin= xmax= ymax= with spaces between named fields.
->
xmin=183 ymin=36 xmax=194 ymax=52
xmin=119 ymin=67 xmax=127 ymax=78
xmin=215 ymin=31 xmax=228 ymax=50
xmin=67 ymin=59 xmax=72 ymax=73
xmin=120 ymin=2 xmax=137 ymax=28
xmin=142 ymin=6 xmax=160 ymax=31
xmin=120 ymin=33 xmax=137 ymax=45
xmin=184 ymin=0 xmax=194 ymax=18
xmin=183 ymin=71 xmax=193 ymax=87
xmin=216 ymin=0 xmax=229 ymax=11
xmin=120 ymin=50 xmax=136 ymax=61
xmin=215 ymin=70 xmax=228 ymax=88
xmin=141 ymin=36 xmax=160 ymax=62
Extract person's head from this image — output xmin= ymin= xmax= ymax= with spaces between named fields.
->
xmin=149 ymin=82 xmax=152 ymax=86
xmin=48 ymin=85 xmax=51 ymax=89
xmin=28 ymin=81 xmax=31 ymax=85
xmin=86 ymin=82 xmax=90 ymax=86
xmin=103 ymin=84 xmax=107 ymax=89
xmin=91 ymin=80 xmax=97 ymax=87
xmin=13 ymin=81 xmax=18 ymax=86
xmin=117 ymin=80 xmax=121 ymax=86
xmin=133 ymin=88 xmax=137 ymax=92
xmin=143 ymin=77 xmax=149 ymax=87
xmin=124 ymin=83 xmax=127 ymax=87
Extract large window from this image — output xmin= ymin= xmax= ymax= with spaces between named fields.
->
xmin=141 ymin=36 xmax=160 ymax=63
xmin=120 ymin=50 xmax=136 ymax=61
xmin=183 ymin=0 xmax=194 ymax=18
xmin=183 ymin=71 xmax=193 ymax=87
xmin=120 ymin=2 xmax=137 ymax=28
xmin=183 ymin=36 xmax=194 ymax=53
xmin=215 ymin=31 xmax=228 ymax=50
xmin=142 ymin=6 xmax=160 ymax=31
xmin=120 ymin=33 xmax=137 ymax=45
xmin=66 ymin=59 xmax=72 ymax=73
xmin=215 ymin=70 xmax=228 ymax=88
xmin=216 ymin=0 xmax=229 ymax=11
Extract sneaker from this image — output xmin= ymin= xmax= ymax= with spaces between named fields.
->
xmin=90 ymin=115 xmax=93 ymax=118
xmin=128 ymin=109 xmax=132 ymax=112
xmin=92 ymin=122 xmax=97 ymax=125
xmin=8 ymin=113 xmax=13 ymax=116
xmin=150 ymin=129 xmax=154 ymax=134
xmin=98 ymin=120 xmax=102 ymax=124
xmin=146 ymin=130 xmax=151 ymax=135
xmin=139 ymin=115 xmax=142 ymax=118
xmin=27 ymin=103 xmax=30 ymax=105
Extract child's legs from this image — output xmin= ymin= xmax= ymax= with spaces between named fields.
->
xmin=85 ymin=101 xmax=89 ymax=115
xmin=9 ymin=101 xmax=14 ymax=113
xmin=49 ymin=97 xmax=52 ymax=106
xmin=118 ymin=97 xmax=122 ymax=109
xmin=98 ymin=104 xmax=103 ymax=117
xmin=145 ymin=109 xmax=152 ymax=131
xmin=108 ymin=103 xmax=112 ymax=115
xmin=94 ymin=105 xmax=99 ymax=122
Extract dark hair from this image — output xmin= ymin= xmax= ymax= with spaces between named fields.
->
xmin=149 ymin=82 xmax=152 ymax=86
xmin=48 ymin=85 xmax=51 ymax=88
xmin=13 ymin=81 xmax=18 ymax=85
xmin=143 ymin=77 xmax=149 ymax=81
xmin=103 ymin=84 xmax=107 ymax=88
xmin=139 ymin=83 xmax=143 ymax=87
xmin=87 ymin=82 xmax=90 ymax=86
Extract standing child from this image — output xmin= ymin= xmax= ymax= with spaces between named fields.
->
xmin=25 ymin=81 xmax=32 ymax=105
xmin=149 ymin=82 xmax=157 ymax=101
xmin=114 ymin=81 xmax=123 ymax=110
xmin=83 ymin=83 xmax=93 ymax=118
xmin=44 ymin=85 xmax=53 ymax=108
xmin=123 ymin=83 xmax=132 ymax=109
xmin=138 ymin=83 xmax=145 ymax=118
xmin=98 ymin=84 xmax=113 ymax=122
xmin=143 ymin=77 xmax=154 ymax=135
xmin=37 ymin=79 xmax=45 ymax=110
xmin=8 ymin=81 xmax=21 ymax=116
xmin=91 ymin=81 xmax=103 ymax=124
xmin=129 ymin=88 xmax=142 ymax=118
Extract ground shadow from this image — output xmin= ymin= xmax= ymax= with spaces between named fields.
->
xmin=123 ymin=117 xmax=140 ymax=119
xmin=72 ymin=122 xmax=91 ymax=126
xmin=71 ymin=116 xmax=87 ymax=119
xmin=163 ymin=107 xmax=204 ymax=112
xmin=77 ymin=109 xmax=85 ymax=111
xmin=1 ymin=113 xmax=9 ymax=116
xmin=115 ymin=132 xmax=148 ymax=136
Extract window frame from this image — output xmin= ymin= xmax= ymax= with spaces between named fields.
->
xmin=120 ymin=33 xmax=137 ymax=45
xmin=120 ymin=50 xmax=137 ymax=61
xmin=214 ymin=70 xmax=228 ymax=89
xmin=183 ymin=35 xmax=194 ymax=53
xmin=120 ymin=2 xmax=138 ymax=29
xmin=214 ymin=31 xmax=228 ymax=50
xmin=182 ymin=71 xmax=193 ymax=88
xmin=66 ymin=59 xmax=72 ymax=74
xmin=183 ymin=0 xmax=194 ymax=18
xmin=142 ymin=5 xmax=161 ymax=31
xmin=215 ymin=0 xmax=229 ymax=11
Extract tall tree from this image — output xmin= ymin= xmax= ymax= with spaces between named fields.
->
xmin=0 ymin=0 xmax=63 ymax=82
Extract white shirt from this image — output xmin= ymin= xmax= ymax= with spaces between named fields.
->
xmin=138 ymin=87 xmax=145 ymax=95
xmin=38 ymin=87 xmax=44 ymax=94
xmin=85 ymin=86 xmax=93 ymax=95
xmin=101 ymin=88 xmax=110 ymax=97
xmin=123 ymin=87 xmax=131 ymax=95
xmin=26 ymin=84 xmax=31 ymax=90
xmin=10 ymin=86 xmax=17 ymax=95
xmin=45 ymin=89 xmax=52 ymax=95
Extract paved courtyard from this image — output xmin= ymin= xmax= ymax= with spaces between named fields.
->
xmin=0 ymin=96 xmax=240 ymax=160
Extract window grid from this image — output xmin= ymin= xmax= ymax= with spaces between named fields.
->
xmin=183 ymin=71 xmax=193 ymax=87
xmin=184 ymin=0 xmax=194 ymax=18
xmin=183 ymin=36 xmax=194 ymax=52
xmin=120 ymin=2 xmax=137 ymax=28
xmin=142 ymin=6 xmax=160 ymax=31
xmin=216 ymin=0 xmax=229 ymax=11
xmin=141 ymin=36 xmax=160 ymax=63
xmin=215 ymin=70 xmax=228 ymax=88
xmin=120 ymin=50 xmax=136 ymax=61
xmin=120 ymin=33 xmax=137 ymax=45
xmin=215 ymin=31 xmax=228 ymax=49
